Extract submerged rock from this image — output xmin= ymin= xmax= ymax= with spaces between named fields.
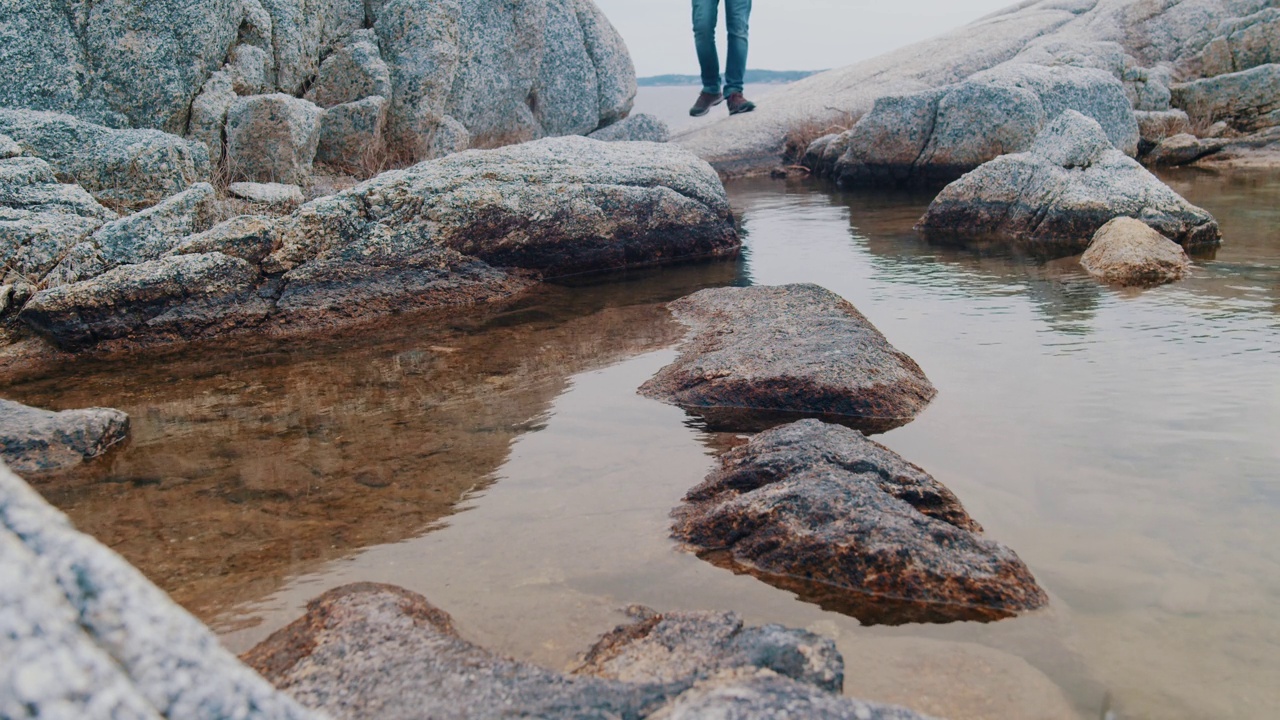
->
xmin=244 ymin=582 xmax=932 ymax=720
xmin=639 ymin=284 xmax=935 ymax=433
xmin=917 ymin=111 xmax=1221 ymax=251
xmin=0 ymin=464 xmax=316 ymax=719
xmin=0 ymin=400 xmax=129 ymax=476
xmin=1081 ymin=217 xmax=1191 ymax=286
xmin=672 ymin=419 xmax=1049 ymax=625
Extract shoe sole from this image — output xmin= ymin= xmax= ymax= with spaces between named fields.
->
xmin=689 ymin=98 xmax=725 ymax=117
xmin=729 ymin=104 xmax=756 ymax=116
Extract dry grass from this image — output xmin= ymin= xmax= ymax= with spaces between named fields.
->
xmin=780 ymin=109 xmax=863 ymax=163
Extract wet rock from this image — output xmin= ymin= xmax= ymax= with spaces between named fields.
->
xmin=639 ymin=284 xmax=935 ymax=433
xmin=1135 ymin=109 xmax=1192 ymax=153
xmin=0 ymin=464 xmax=317 ymax=719
xmin=0 ymin=400 xmax=129 ymax=476
xmin=917 ymin=111 xmax=1222 ymax=252
xmin=1081 ymin=217 xmax=1191 ymax=287
xmin=1 ymin=157 xmax=117 ymax=287
xmin=228 ymin=182 xmax=305 ymax=207
xmin=1144 ymin=133 xmax=1227 ymax=166
xmin=225 ymin=95 xmax=324 ymax=184
xmin=304 ymin=30 xmax=393 ymax=109
xmin=316 ymin=96 xmax=389 ymax=173
xmin=1171 ymin=64 xmax=1280 ymax=134
xmin=588 ymin=114 xmax=671 ymax=143
xmin=20 ymin=253 xmax=272 ymax=350
xmin=574 ymin=607 xmax=843 ymax=693
xmin=0 ymin=109 xmax=210 ymax=208
xmin=167 ymin=216 xmax=279 ymax=265
xmin=649 ymin=669 xmax=935 ymax=720
xmin=821 ymin=64 xmax=1139 ymax=188
xmin=672 ymin=419 xmax=1049 ymax=625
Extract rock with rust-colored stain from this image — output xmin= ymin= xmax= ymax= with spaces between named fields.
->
xmin=639 ymin=284 xmax=936 ymax=433
xmin=672 ymin=419 xmax=1049 ymax=625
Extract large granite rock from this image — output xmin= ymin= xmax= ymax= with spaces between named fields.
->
xmin=1171 ymin=63 xmax=1280 ymax=134
xmin=589 ymin=114 xmax=671 ymax=143
xmin=1080 ymin=216 xmax=1191 ymax=286
xmin=639 ymin=284 xmax=935 ymax=433
xmin=672 ymin=419 xmax=1049 ymax=625
xmin=225 ymin=95 xmax=325 ymax=184
xmin=0 ymin=400 xmax=129 ymax=476
xmin=0 ymin=464 xmax=317 ymax=719
xmin=243 ymin=582 xmax=932 ymax=720
xmin=917 ymin=111 xmax=1222 ymax=252
xmin=0 ymin=110 xmax=210 ymax=208
xmin=677 ymin=0 xmax=1280 ymax=174
xmin=815 ymin=63 xmax=1140 ymax=187
xmin=316 ymin=96 xmax=389 ymax=173
xmin=1182 ymin=7 xmax=1280 ymax=78
xmin=304 ymin=29 xmax=393 ymax=109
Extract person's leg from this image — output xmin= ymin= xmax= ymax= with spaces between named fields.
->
xmin=723 ymin=0 xmax=752 ymax=96
xmin=692 ymin=0 xmax=721 ymax=95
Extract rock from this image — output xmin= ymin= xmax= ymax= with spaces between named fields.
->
xmin=535 ymin=0 xmax=609 ymax=137
xmin=648 ymin=669 xmax=935 ymax=720
xmin=638 ymin=284 xmax=935 ymax=433
xmin=588 ymin=114 xmax=671 ymax=143
xmin=0 ymin=464 xmax=317 ymax=719
xmin=0 ymin=134 xmax=20 ymax=159
xmin=1187 ymin=8 xmax=1280 ymax=78
xmin=227 ymin=45 xmax=270 ymax=96
xmin=0 ymin=109 xmax=210 ymax=208
xmin=20 ymin=253 xmax=273 ymax=350
xmin=0 ymin=400 xmax=129 ymax=476
xmin=188 ymin=72 xmax=237 ymax=163
xmin=916 ymin=111 xmax=1222 ymax=252
xmin=821 ymin=63 xmax=1139 ymax=188
xmin=82 ymin=183 xmax=217 ymax=270
xmin=1080 ymin=217 xmax=1191 ymax=286
xmin=1 ymin=157 xmax=117 ymax=287
xmin=1135 ymin=109 xmax=1192 ymax=152
xmin=672 ymin=419 xmax=1049 ymax=625
xmin=243 ymin=582 xmax=930 ymax=720
xmin=228 ymin=182 xmax=305 ymax=207
xmin=1144 ymin=133 xmax=1227 ymax=166
xmin=304 ymin=30 xmax=393 ymax=108
xmin=574 ymin=607 xmax=843 ymax=693
xmin=167 ymin=216 xmax=279 ymax=265
xmin=316 ymin=96 xmax=389 ymax=173
xmin=226 ymin=95 xmax=324 ymax=184
xmin=572 ymin=0 xmax=637 ymax=128
xmin=1171 ymin=64 xmax=1280 ymax=134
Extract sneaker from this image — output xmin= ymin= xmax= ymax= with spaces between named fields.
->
xmin=689 ymin=91 xmax=724 ymax=117
xmin=727 ymin=92 xmax=756 ymax=115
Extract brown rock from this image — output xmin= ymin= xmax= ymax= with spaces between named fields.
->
xmin=0 ymin=399 xmax=128 ymax=476
xmin=1081 ymin=217 xmax=1191 ymax=286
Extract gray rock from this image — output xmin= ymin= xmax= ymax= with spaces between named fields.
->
xmin=1171 ymin=64 xmax=1280 ymax=134
xmin=0 ymin=464 xmax=318 ymax=719
xmin=648 ymin=670 xmax=935 ymax=720
xmin=0 ymin=109 xmax=211 ymax=208
xmin=1081 ymin=216 xmax=1191 ymax=286
xmin=0 ymin=157 xmax=116 ymax=287
xmin=639 ymin=284 xmax=935 ymax=433
xmin=226 ymin=95 xmax=324 ymax=184
xmin=258 ymin=0 xmax=367 ymax=97
xmin=85 ymin=183 xmax=217 ymax=270
xmin=375 ymin=0 xmax=466 ymax=159
xmin=20 ymin=252 xmax=272 ymax=350
xmin=243 ymin=582 xmax=931 ymax=720
xmin=671 ymin=419 xmax=1049 ymax=625
xmin=822 ymin=63 xmax=1139 ymax=187
xmin=167 ymin=216 xmax=279 ymax=265
xmin=227 ymin=45 xmax=270 ymax=96
xmin=572 ymin=0 xmax=637 ymax=128
xmin=1144 ymin=133 xmax=1228 ymax=166
xmin=0 ymin=400 xmax=129 ymax=476
xmin=0 ymin=134 xmax=20 ymax=159
xmin=534 ymin=0 xmax=602 ymax=137
xmin=304 ymin=30 xmax=393 ymax=108
xmin=316 ymin=96 xmax=389 ymax=173
xmin=188 ymin=72 xmax=237 ymax=163
xmin=588 ymin=114 xmax=671 ymax=143
xmin=228 ymin=182 xmax=305 ymax=207
xmin=917 ymin=111 xmax=1222 ymax=252
xmin=1189 ymin=8 xmax=1280 ymax=78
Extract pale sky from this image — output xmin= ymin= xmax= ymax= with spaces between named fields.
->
xmin=593 ymin=0 xmax=1017 ymax=76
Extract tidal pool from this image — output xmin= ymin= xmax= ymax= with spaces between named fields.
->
xmin=6 ymin=170 xmax=1278 ymax=720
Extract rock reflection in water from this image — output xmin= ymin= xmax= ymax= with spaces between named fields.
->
xmin=2 ymin=259 xmax=742 ymax=627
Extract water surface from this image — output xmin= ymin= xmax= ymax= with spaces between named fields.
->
xmin=6 ymin=170 xmax=1278 ymax=720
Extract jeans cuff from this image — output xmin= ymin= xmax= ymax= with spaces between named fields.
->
xmin=702 ymin=85 xmax=722 ymax=95
xmin=724 ymin=86 xmax=743 ymax=96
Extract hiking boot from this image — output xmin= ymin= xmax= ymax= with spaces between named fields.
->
xmin=689 ymin=91 xmax=724 ymax=117
xmin=727 ymin=92 xmax=756 ymax=115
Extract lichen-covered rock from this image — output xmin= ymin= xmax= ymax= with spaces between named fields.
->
xmin=820 ymin=63 xmax=1139 ymax=188
xmin=672 ymin=419 xmax=1049 ymax=625
xmin=588 ymin=114 xmax=671 ymax=143
xmin=0 ymin=464 xmax=318 ymax=719
xmin=1 ymin=157 xmax=117 ymax=287
xmin=1081 ymin=217 xmax=1191 ymax=286
xmin=0 ymin=400 xmax=129 ymax=476
xmin=227 ymin=45 xmax=270 ymax=96
xmin=639 ymin=284 xmax=935 ymax=433
xmin=166 ymin=216 xmax=279 ymax=265
xmin=316 ymin=96 xmax=389 ymax=172
xmin=228 ymin=182 xmax=304 ymax=207
xmin=226 ymin=95 xmax=324 ymax=184
xmin=1171 ymin=63 xmax=1280 ymax=134
xmin=304 ymin=30 xmax=393 ymax=108
xmin=20 ymin=252 xmax=272 ymax=350
xmin=0 ymin=109 xmax=210 ymax=208
xmin=917 ymin=111 xmax=1222 ymax=251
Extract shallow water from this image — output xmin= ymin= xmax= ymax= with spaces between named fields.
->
xmin=6 ymin=170 xmax=1279 ymax=720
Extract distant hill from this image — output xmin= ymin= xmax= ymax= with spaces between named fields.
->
xmin=637 ymin=69 xmax=821 ymax=87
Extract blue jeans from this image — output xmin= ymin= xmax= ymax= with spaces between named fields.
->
xmin=693 ymin=0 xmax=751 ymax=96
